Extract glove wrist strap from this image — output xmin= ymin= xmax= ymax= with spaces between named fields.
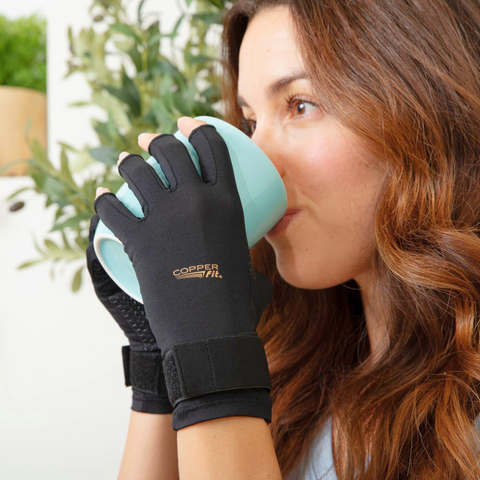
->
xmin=122 ymin=346 xmax=169 ymax=396
xmin=162 ymin=334 xmax=272 ymax=408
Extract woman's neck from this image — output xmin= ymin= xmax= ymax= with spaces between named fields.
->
xmin=354 ymin=268 xmax=389 ymax=368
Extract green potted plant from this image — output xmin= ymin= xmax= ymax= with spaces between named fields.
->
xmin=3 ymin=0 xmax=229 ymax=291
xmin=0 ymin=14 xmax=47 ymax=176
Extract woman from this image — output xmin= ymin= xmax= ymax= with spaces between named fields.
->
xmin=88 ymin=0 xmax=480 ymax=478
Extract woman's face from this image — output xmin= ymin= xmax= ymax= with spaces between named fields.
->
xmin=238 ymin=6 xmax=386 ymax=290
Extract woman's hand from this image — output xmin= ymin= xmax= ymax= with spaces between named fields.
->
xmin=86 ymin=213 xmax=173 ymax=414
xmin=94 ymin=116 xmax=274 ymax=432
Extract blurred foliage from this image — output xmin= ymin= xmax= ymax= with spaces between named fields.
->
xmin=3 ymin=0 xmax=229 ymax=291
xmin=0 ymin=14 xmax=47 ymax=92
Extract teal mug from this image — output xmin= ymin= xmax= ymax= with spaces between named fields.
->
xmin=93 ymin=115 xmax=287 ymax=304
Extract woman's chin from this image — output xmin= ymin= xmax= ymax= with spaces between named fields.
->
xmin=274 ymin=254 xmax=313 ymax=289
xmin=274 ymin=253 xmax=354 ymax=290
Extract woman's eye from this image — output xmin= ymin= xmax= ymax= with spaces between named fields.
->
xmin=240 ymin=95 xmax=319 ymax=137
xmin=286 ymin=96 xmax=319 ymax=118
xmin=240 ymin=116 xmax=255 ymax=137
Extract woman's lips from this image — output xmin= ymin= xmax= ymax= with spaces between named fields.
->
xmin=266 ymin=209 xmax=300 ymax=238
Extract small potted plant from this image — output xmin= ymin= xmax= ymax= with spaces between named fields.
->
xmin=0 ymin=14 xmax=47 ymax=176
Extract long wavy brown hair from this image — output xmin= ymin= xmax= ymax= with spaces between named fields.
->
xmin=218 ymin=0 xmax=480 ymax=478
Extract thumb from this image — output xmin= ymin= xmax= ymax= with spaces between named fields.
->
xmin=86 ymin=213 xmax=119 ymax=297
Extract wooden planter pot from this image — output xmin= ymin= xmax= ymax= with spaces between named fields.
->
xmin=0 ymin=86 xmax=47 ymax=176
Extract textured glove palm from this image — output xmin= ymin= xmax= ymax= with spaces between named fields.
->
xmin=94 ymin=124 xmax=274 ymax=430
xmin=86 ymin=213 xmax=173 ymax=414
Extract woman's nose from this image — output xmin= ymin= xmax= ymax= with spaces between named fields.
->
xmin=250 ymin=128 xmax=285 ymax=178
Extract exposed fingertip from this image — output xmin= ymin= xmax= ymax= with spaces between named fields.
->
xmin=95 ymin=187 xmax=110 ymax=199
xmin=117 ymin=152 xmax=129 ymax=166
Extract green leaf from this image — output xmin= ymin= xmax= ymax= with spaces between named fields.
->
xmin=39 ymin=236 xmax=82 ymax=261
xmin=92 ymin=119 xmax=115 ymax=145
xmin=102 ymin=85 xmax=132 ymax=109
xmin=5 ymin=185 xmax=32 ymax=200
xmin=24 ymin=117 xmax=33 ymax=144
xmin=206 ymin=0 xmax=226 ymax=8
xmin=191 ymin=12 xmax=223 ymax=25
xmin=54 ymin=207 xmax=65 ymax=222
xmin=30 ymin=138 xmax=54 ymax=173
xmin=75 ymin=235 xmax=89 ymax=251
xmin=201 ymin=84 xmax=221 ymax=102
xmin=137 ymin=0 xmax=147 ymax=24
xmin=71 ymin=148 xmax=95 ymax=173
xmin=172 ymin=84 xmax=197 ymax=115
xmin=147 ymin=32 xmax=161 ymax=47
xmin=91 ymin=91 xmax=131 ymax=131
xmin=68 ymin=25 xmax=74 ymax=53
xmin=102 ymin=73 xmax=141 ymax=119
xmin=121 ymin=73 xmax=142 ymax=117
xmin=0 ymin=158 xmax=28 ymax=176
xmin=170 ymin=14 xmax=184 ymax=38
xmin=32 ymin=233 xmax=44 ymax=255
xmin=60 ymin=229 xmax=71 ymax=250
xmin=58 ymin=142 xmax=78 ymax=153
xmin=109 ymin=23 xmax=142 ymax=44
xmin=18 ymin=258 xmax=47 ymax=269
xmin=146 ymin=20 xmax=161 ymax=71
xmin=71 ymin=265 xmax=83 ymax=292
xmin=44 ymin=239 xmax=62 ymax=253
xmin=42 ymin=176 xmax=69 ymax=204
xmin=127 ymin=45 xmax=143 ymax=71
xmin=89 ymin=146 xmax=119 ymax=166
xmin=60 ymin=148 xmax=77 ymax=188
xmin=152 ymin=60 xmax=186 ymax=87
xmin=160 ymin=74 xmax=174 ymax=113
xmin=51 ymin=211 xmax=92 ymax=232
xmin=185 ymin=52 xmax=215 ymax=65
xmin=68 ymin=100 xmax=91 ymax=107
xmin=151 ymin=97 xmax=173 ymax=124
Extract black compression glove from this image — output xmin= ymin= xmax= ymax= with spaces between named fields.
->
xmin=86 ymin=213 xmax=173 ymax=414
xmin=94 ymin=123 xmax=274 ymax=431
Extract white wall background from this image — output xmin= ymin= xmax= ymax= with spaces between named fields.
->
xmin=0 ymin=1 xmax=208 ymax=478
xmin=0 ymin=0 xmax=47 ymax=19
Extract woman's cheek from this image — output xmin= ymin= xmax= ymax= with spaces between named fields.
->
xmin=294 ymin=139 xmax=355 ymax=210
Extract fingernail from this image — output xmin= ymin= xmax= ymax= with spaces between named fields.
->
xmin=95 ymin=187 xmax=106 ymax=198
xmin=138 ymin=133 xmax=148 ymax=141
xmin=117 ymin=152 xmax=129 ymax=166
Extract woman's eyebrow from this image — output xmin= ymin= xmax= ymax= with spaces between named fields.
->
xmin=237 ymin=71 xmax=308 ymax=107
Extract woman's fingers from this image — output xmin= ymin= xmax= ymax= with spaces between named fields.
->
xmin=95 ymin=116 xmax=209 ymax=201
xmin=138 ymin=133 xmax=160 ymax=152
xmin=176 ymin=116 xmax=207 ymax=137
xmin=95 ymin=186 xmax=110 ymax=200
xmin=117 ymin=151 xmax=129 ymax=166
xmin=94 ymin=150 xmax=137 ymax=200
xmin=137 ymin=117 xmax=208 ymax=153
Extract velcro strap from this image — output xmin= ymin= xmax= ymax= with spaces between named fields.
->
xmin=162 ymin=334 xmax=272 ymax=407
xmin=121 ymin=345 xmax=169 ymax=396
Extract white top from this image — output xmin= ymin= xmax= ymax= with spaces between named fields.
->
xmin=284 ymin=417 xmax=336 ymax=480
xmin=285 ymin=415 xmax=480 ymax=480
